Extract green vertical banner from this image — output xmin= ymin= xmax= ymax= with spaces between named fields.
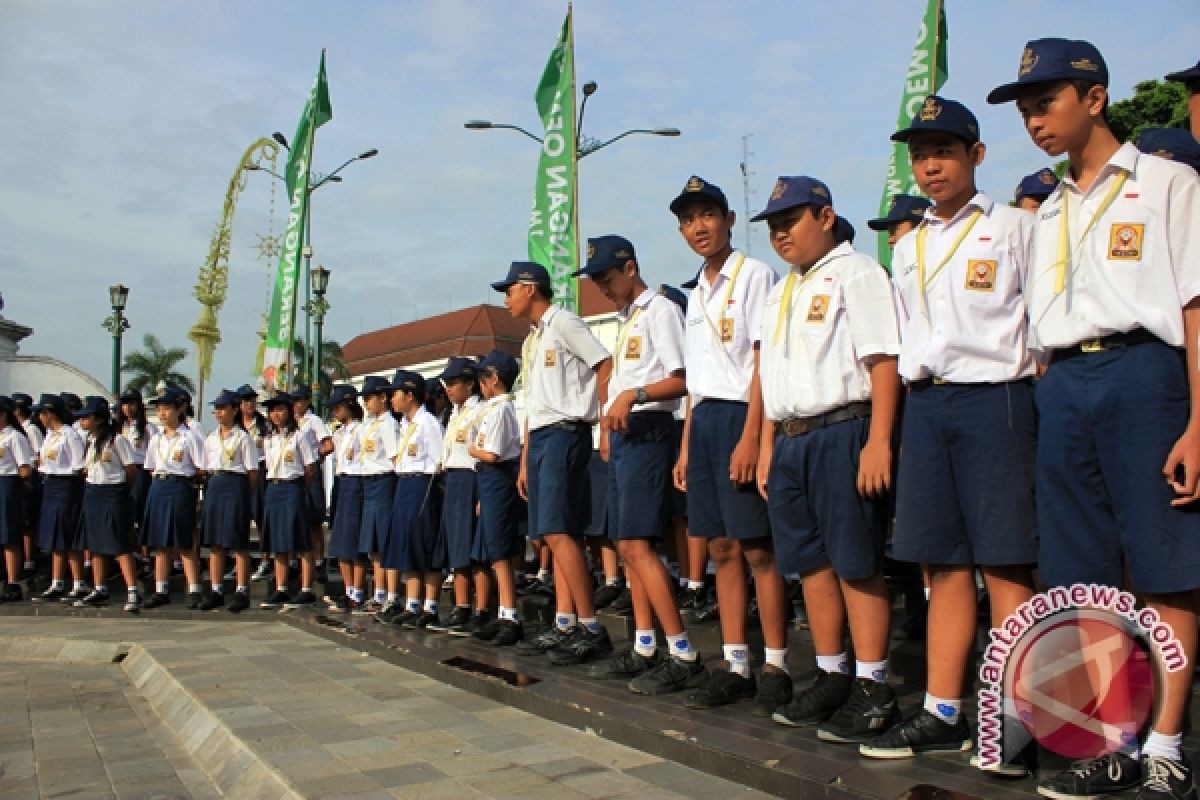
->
xmin=261 ymin=50 xmax=333 ymax=391
xmin=876 ymin=0 xmax=947 ymax=268
xmin=527 ymin=7 xmax=579 ymax=312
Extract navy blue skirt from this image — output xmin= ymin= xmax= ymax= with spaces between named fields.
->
xmin=441 ymin=469 xmax=477 ymax=570
xmin=383 ymin=474 xmax=440 ymax=571
xmin=141 ymin=476 xmax=197 ymax=550
xmin=201 ymin=473 xmax=251 ymax=550
xmin=21 ymin=472 xmax=42 ymax=531
xmin=82 ymin=483 xmax=133 ymax=555
xmin=38 ymin=475 xmax=84 ymax=552
xmin=0 ymin=476 xmax=23 ymax=547
xmin=358 ymin=474 xmax=395 ymax=555
xmin=328 ymin=474 xmax=364 ymax=561
xmin=129 ymin=467 xmax=151 ymax=530
xmin=262 ymin=479 xmax=310 ymax=555
xmin=306 ymin=460 xmax=326 ymax=525
xmin=473 ymin=461 xmax=520 ymax=563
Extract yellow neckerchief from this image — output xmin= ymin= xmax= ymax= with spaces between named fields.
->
xmin=217 ymin=425 xmax=241 ymax=468
xmin=155 ymin=427 xmax=181 ymax=470
xmin=122 ymin=421 xmax=142 ymax=446
xmin=1051 ymin=169 xmax=1129 ymax=294
xmin=268 ymin=431 xmax=296 ymax=477
xmin=359 ymin=413 xmax=388 ymax=463
xmin=44 ymin=427 xmax=64 ymax=461
xmin=613 ymin=296 xmax=648 ymax=371
xmin=772 ymin=247 xmax=843 ymax=345
xmin=697 ymin=252 xmax=747 ymax=349
xmin=397 ymin=413 xmax=421 ymax=464
xmin=336 ymin=420 xmax=359 ymax=467
xmin=442 ymin=399 xmax=485 ymax=463
xmin=915 ymin=208 xmax=983 ymax=319
xmin=518 ymin=324 xmax=542 ymax=392
xmin=84 ymin=432 xmax=103 ymax=471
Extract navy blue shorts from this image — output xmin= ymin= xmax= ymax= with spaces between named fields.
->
xmin=671 ymin=419 xmax=686 ymax=519
xmin=768 ymin=416 xmax=886 ymax=581
xmin=607 ymin=412 xmax=674 ymax=541
xmin=200 ymin=473 xmax=251 ymax=551
xmin=441 ymin=469 xmax=477 ymax=570
xmin=306 ymin=460 xmax=326 ymax=526
xmin=262 ymin=480 xmax=310 ymax=555
xmin=1038 ymin=341 xmax=1200 ymax=593
xmin=584 ymin=452 xmax=608 ymax=537
xmin=473 ymin=461 xmax=520 ymax=563
xmin=527 ymin=424 xmax=592 ymax=540
xmin=893 ymin=381 xmax=1037 ymax=566
xmin=328 ymin=474 xmax=364 ymax=562
xmin=686 ymin=400 xmax=770 ymax=541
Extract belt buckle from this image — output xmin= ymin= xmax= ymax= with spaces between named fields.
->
xmin=782 ymin=418 xmax=808 ymax=436
xmin=931 ymin=377 xmax=947 ymax=385
xmin=1079 ymin=339 xmax=1106 ymax=354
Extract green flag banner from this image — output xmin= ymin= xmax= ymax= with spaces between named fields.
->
xmin=527 ymin=8 xmax=579 ymax=312
xmin=262 ymin=50 xmax=333 ymax=391
xmin=875 ymin=0 xmax=947 ymax=268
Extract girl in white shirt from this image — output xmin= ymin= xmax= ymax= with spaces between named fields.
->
xmin=259 ymin=393 xmax=318 ymax=609
xmin=199 ymin=390 xmax=258 ymax=613
xmin=33 ymin=393 xmax=86 ymax=603
xmin=326 ymin=386 xmax=365 ymax=612
xmin=0 ymin=397 xmax=33 ymax=603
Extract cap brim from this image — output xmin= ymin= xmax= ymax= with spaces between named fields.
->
xmin=669 ymin=193 xmax=726 ymax=215
xmin=489 ymin=280 xmax=514 ymax=292
xmin=1165 ymin=67 xmax=1200 ymax=82
xmin=866 ymin=218 xmax=893 ymax=232
xmin=986 ymin=81 xmax=1024 ymax=104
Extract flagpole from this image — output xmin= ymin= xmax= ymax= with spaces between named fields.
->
xmin=567 ymin=3 xmax=581 ymax=315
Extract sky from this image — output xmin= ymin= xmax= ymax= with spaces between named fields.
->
xmin=2 ymin=0 xmax=1197 ymax=416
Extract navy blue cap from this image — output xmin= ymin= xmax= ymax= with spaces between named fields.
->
xmin=78 ymin=396 xmax=110 ymax=418
xmin=60 ymin=392 xmax=82 ymax=409
xmin=118 ymin=389 xmax=143 ymax=404
xmin=478 ymin=349 xmax=519 ymax=389
xmin=11 ymin=393 xmax=32 ymax=408
xmin=867 ymin=194 xmax=932 ymax=231
xmin=210 ymin=389 xmax=240 ymax=407
xmin=326 ymin=384 xmax=358 ymax=408
xmin=425 ymin=377 xmax=444 ymax=395
xmin=575 ymin=235 xmax=637 ymax=278
xmin=0 ymin=396 xmax=13 ymax=415
xmin=1014 ymin=168 xmax=1060 ymax=203
xmin=360 ymin=375 xmax=391 ymax=397
xmin=83 ymin=395 xmax=105 ymax=409
xmin=987 ymin=38 xmax=1108 ymax=105
xmin=35 ymin=393 xmax=66 ymax=415
xmin=173 ymin=386 xmax=192 ymax=404
xmin=669 ymin=175 xmax=729 ymax=215
xmin=234 ymin=384 xmax=258 ymax=401
xmin=491 ymin=261 xmax=551 ymax=293
xmin=750 ymin=176 xmax=834 ymax=222
xmin=892 ymin=96 xmax=980 ymax=145
xmin=439 ymin=356 xmax=479 ymax=382
xmin=149 ymin=387 xmax=188 ymax=407
xmin=657 ymin=284 xmax=688 ymax=314
xmin=389 ymin=369 xmax=424 ymax=395
xmin=1137 ymin=128 xmax=1200 ymax=174
xmin=1165 ymin=60 xmax=1200 ymax=84
xmin=834 ymin=216 xmax=855 ymax=245
xmin=262 ymin=392 xmax=294 ymax=409
xmin=292 ymin=385 xmax=312 ymax=400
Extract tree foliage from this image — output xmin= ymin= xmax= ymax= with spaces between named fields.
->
xmin=121 ymin=333 xmax=196 ymax=395
xmin=1109 ymin=79 xmax=1190 ymax=143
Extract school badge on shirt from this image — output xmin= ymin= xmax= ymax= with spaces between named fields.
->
xmin=407 ymin=443 xmax=418 ymax=457
xmin=965 ymin=259 xmax=997 ymax=292
xmin=363 ymin=439 xmax=376 ymax=454
xmin=719 ymin=318 xmax=735 ymax=343
xmin=625 ymin=336 xmax=642 ymax=361
xmin=806 ymin=295 xmax=831 ymax=323
xmin=543 ymin=348 xmax=557 ymax=368
xmin=283 ymin=450 xmax=295 ymax=463
xmin=1109 ymin=223 xmax=1144 ymax=260
xmin=455 ymin=429 xmax=468 ymax=444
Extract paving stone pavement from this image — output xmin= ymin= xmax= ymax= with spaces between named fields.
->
xmin=0 ymin=618 xmax=775 ymax=799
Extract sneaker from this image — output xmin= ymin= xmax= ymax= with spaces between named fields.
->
xmin=683 ymin=667 xmax=756 ymax=709
xmin=33 ymin=586 xmax=65 ymax=603
xmin=587 ymin=647 xmax=659 ymax=679
xmin=593 ymin=582 xmax=624 ymax=609
xmin=388 ymin=608 xmax=420 ymax=627
xmin=73 ymin=589 xmax=109 ymax=608
xmin=547 ymin=626 xmax=614 ymax=666
xmin=1035 ymin=752 xmax=1142 ymax=799
xmin=198 ymin=592 xmax=225 ymax=611
xmin=1138 ymin=755 xmax=1196 ymax=800
xmin=284 ymin=590 xmax=318 ymax=609
xmin=859 ymin=710 xmax=972 ymax=759
xmin=61 ymin=587 xmax=90 ymax=605
xmin=772 ymin=670 xmax=853 ymax=727
xmin=678 ymin=586 xmax=706 ymax=614
xmin=187 ymin=591 xmax=203 ymax=610
xmin=816 ymin=679 xmax=900 ymax=744
xmin=328 ymin=595 xmax=351 ymax=612
xmin=472 ymin=618 xmax=504 ymax=642
xmin=610 ymin=588 xmax=634 ymax=615
xmin=226 ymin=592 xmax=250 ymax=613
xmin=142 ymin=592 xmax=171 ymax=609
xmin=515 ymin=576 xmax=542 ymax=597
xmin=629 ymin=656 xmax=707 ymax=695
xmin=692 ymin=590 xmax=720 ymax=623
xmin=449 ymin=610 xmax=490 ymax=638
xmin=356 ymin=598 xmax=384 ymax=616
xmin=751 ymin=665 xmax=794 ymax=717
xmin=0 ymin=584 xmax=22 ymax=604
xmin=489 ymin=619 xmax=524 ymax=647
xmin=429 ymin=606 xmax=470 ymax=634
xmin=251 ymin=562 xmax=272 ymax=581
xmin=441 ymin=573 xmax=454 ymax=589
xmin=123 ymin=591 xmax=141 ymax=613
xmin=402 ymin=610 xmax=439 ymax=630
xmin=516 ymin=626 xmax=572 ymax=655
xmin=260 ymin=590 xmax=290 ymax=610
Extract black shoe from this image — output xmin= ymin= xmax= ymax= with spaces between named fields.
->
xmin=586 ymin=647 xmax=659 ymax=679
xmin=692 ymin=589 xmax=720 ymax=623
xmin=260 ymin=590 xmax=290 ymax=609
xmin=629 ymin=655 xmax=706 ymax=695
xmin=515 ymin=576 xmax=542 ymax=597
xmin=1138 ymin=756 xmax=1196 ymax=800
xmin=683 ymin=667 xmax=757 ymax=709
xmin=314 ymin=563 xmax=328 ymax=584
xmin=609 ymin=588 xmax=633 ymax=615
xmin=1034 ymin=752 xmax=1142 ymax=799
xmin=752 ymin=665 xmax=794 ymax=717
xmin=772 ymin=670 xmax=853 ymax=727
xmin=187 ymin=591 xmax=203 ymax=610
xmin=403 ymin=610 xmax=439 ymax=630
xmin=516 ymin=625 xmax=572 ymax=655
xmin=816 ymin=679 xmax=900 ymax=744
xmin=123 ymin=591 xmax=141 ymax=613
xmin=472 ymin=618 xmax=504 ymax=641
xmin=328 ymin=595 xmax=351 ymax=613
xmin=61 ymin=587 xmax=90 ymax=605
xmin=431 ymin=606 xmax=471 ymax=634
xmin=532 ymin=575 xmax=556 ymax=597
xmin=0 ymin=584 xmax=22 ymax=604
xmin=198 ymin=592 xmax=226 ymax=611
xmin=226 ymin=592 xmax=250 ymax=613
xmin=678 ymin=586 xmax=706 ymax=614
xmin=593 ymin=582 xmax=623 ymax=609
xmin=547 ymin=626 xmax=613 ymax=666
xmin=489 ymin=619 xmax=524 ymax=647
xmin=285 ymin=590 xmax=318 ymax=609
xmin=34 ymin=586 xmax=65 ymax=603
xmin=859 ymin=709 xmax=972 ymax=759
xmin=449 ymin=610 xmax=489 ymax=638
xmin=73 ymin=589 xmax=109 ymax=608
xmin=387 ymin=607 xmax=419 ymax=627
xmin=142 ymin=592 xmax=171 ymax=609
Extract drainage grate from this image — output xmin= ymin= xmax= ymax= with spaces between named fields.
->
xmin=441 ymin=656 xmax=540 ymax=687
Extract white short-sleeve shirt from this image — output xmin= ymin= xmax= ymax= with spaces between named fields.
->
xmin=119 ymin=420 xmax=157 ymax=466
xmin=22 ymin=421 xmax=43 ymax=466
xmin=475 ymin=394 xmax=521 ymax=461
xmin=442 ymin=396 xmax=482 ymax=470
xmin=684 ymin=250 xmax=778 ymax=404
xmin=0 ymin=428 xmax=33 ymax=476
xmin=606 ymin=288 xmax=687 ymax=415
xmin=300 ymin=410 xmax=332 ymax=449
xmin=39 ymin=426 xmax=85 ymax=476
xmin=264 ymin=429 xmax=317 ymax=481
xmin=356 ymin=412 xmax=401 ymax=476
xmin=333 ymin=420 xmax=362 ymax=476
xmin=396 ymin=407 xmax=444 ymax=475
xmin=202 ymin=427 xmax=258 ymax=474
xmin=892 ymin=193 xmax=1036 ymax=383
xmin=1028 ymin=143 xmax=1200 ymax=353
xmin=524 ymin=306 xmax=610 ymax=430
xmin=761 ymin=243 xmax=900 ymax=419
xmin=144 ymin=427 xmax=205 ymax=478
xmin=83 ymin=434 xmax=136 ymax=485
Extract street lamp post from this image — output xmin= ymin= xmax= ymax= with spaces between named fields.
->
xmin=101 ymin=284 xmax=131 ymax=397
xmin=307 ymin=266 xmax=331 ymax=414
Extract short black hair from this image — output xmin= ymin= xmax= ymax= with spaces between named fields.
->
xmin=1070 ymin=79 xmax=1110 ymax=122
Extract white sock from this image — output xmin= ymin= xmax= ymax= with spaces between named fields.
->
xmin=50 ymin=579 xmax=65 ymax=591
xmin=188 ymin=583 xmax=202 ymax=594
xmin=1143 ymin=731 xmax=1183 ymax=763
xmin=23 ymin=561 xmax=34 ymax=571
xmin=764 ymin=647 xmax=788 ymax=673
xmin=155 ymin=581 xmax=169 ymax=594
xmin=94 ymin=585 xmax=108 ymax=596
xmin=537 ymin=568 xmax=549 ymax=581
xmin=236 ymin=586 xmax=248 ymax=594
xmin=73 ymin=580 xmax=87 ymax=591
xmin=665 ymin=631 xmax=697 ymax=662
xmin=386 ymin=592 xmax=399 ymax=604
xmin=580 ymin=616 xmax=601 ymax=634
xmin=374 ymin=589 xmax=386 ymax=603
xmin=423 ymin=599 xmax=438 ymax=613
xmin=607 ymin=576 xmax=621 ymax=587
xmin=816 ymin=652 xmax=849 ymax=675
xmin=857 ymin=659 xmax=888 ymax=683
xmin=350 ymin=588 xmax=364 ymax=602
xmin=633 ymin=630 xmax=657 ymax=658
xmin=499 ymin=606 xmax=518 ymax=622
xmin=300 ymin=586 xmax=312 ymax=594
xmin=211 ymin=583 xmax=224 ymax=594
xmin=923 ymin=586 xmax=931 ymax=602
xmin=686 ymin=580 xmax=704 ymax=591
xmin=724 ymin=644 xmax=750 ymax=678
xmin=555 ymin=612 xmax=576 ymax=631
xmin=405 ymin=597 xmax=420 ymax=612
xmin=924 ymin=694 xmax=961 ymax=724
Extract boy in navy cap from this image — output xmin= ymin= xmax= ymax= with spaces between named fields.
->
xmin=669 ymin=175 xmax=792 ymax=716
xmin=751 ymin=176 xmax=903 ymax=744
xmin=1137 ymin=127 xmax=1200 ymax=175
xmin=992 ymin=38 xmax=1200 ymax=800
xmin=1013 ymin=167 xmax=1060 ymax=211
xmin=491 ymin=261 xmax=615 ymax=665
xmin=860 ymin=96 xmax=1039 ymax=765
xmin=1164 ymin=59 xmax=1200 ymax=140
xmin=868 ymin=195 xmax=933 ymax=252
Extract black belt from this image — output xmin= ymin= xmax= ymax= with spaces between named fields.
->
xmin=777 ymin=402 xmax=872 ymax=437
xmin=478 ymin=459 xmax=518 ymax=470
xmin=153 ymin=473 xmax=193 ymax=482
xmin=544 ymin=420 xmax=589 ymax=432
xmin=1051 ymin=328 xmax=1163 ymax=363
xmin=397 ymin=472 xmax=431 ymax=480
xmin=444 ymin=467 xmax=474 ymax=473
xmin=361 ymin=473 xmax=394 ymax=481
xmin=908 ymin=377 xmax=1033 ymax=392
xmin=209 ymin=469 xmax=246 ymax=476
xmin=268 ymin=477 xmax=303 ymax=485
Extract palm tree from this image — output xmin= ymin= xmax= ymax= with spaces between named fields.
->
xmin=121 ymin=333 xmax=196 ymax=395
xmin=290 ymin=338 xmax=351 ymax=397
